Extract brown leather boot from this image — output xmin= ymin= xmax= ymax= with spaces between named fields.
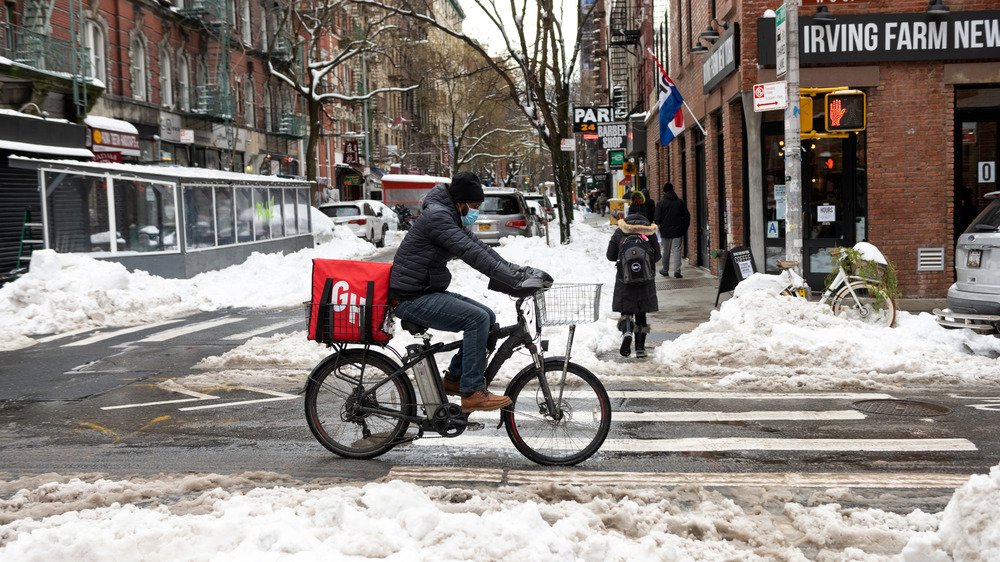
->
xmin=461 ymin=389 xmax=512 ymax=413
xmin=442 ymin=377 xmax=462 ymax=396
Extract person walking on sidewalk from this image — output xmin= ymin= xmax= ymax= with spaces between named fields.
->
xmin=653 ymin=182 xmax=691 ymax=278
xmin=606 ymin=210 xmax=661 ymax=358
xmin=596 ymin=192 xmax=608 ymax=217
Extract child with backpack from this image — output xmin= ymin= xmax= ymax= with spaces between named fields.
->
xmin=606 ymin=209 xmax=661 ymax=357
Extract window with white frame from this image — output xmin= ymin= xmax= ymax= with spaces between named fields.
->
xmin=131 ymin=37 xmax=147 ymax=101
xmin=177 ymin=55 xmax=191 ymax=111
xmin=241 ymin=0 xmax=252 ymax=46
xmin=244 ymin=78 xmax=256 ymax=128
xmin=84 ymin=21 xmax=107 ymax=84
xmin=263 ymin=87 xmax=273 ymax=132
xmin=160 ymin=50 xmax=174 ymax=108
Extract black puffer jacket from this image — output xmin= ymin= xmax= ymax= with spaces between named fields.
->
xmin=389 ymin=184 xmax=508 ymax=301
xmin=606 ymin=214 xmax=661 ymax=314
xmin=653 ymin=190 xmax=691 ymax=239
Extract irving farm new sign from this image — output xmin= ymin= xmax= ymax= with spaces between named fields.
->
xmin=760 ymin=11 xmax=1000 ymax=65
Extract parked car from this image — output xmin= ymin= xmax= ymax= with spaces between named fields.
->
xmin=472 ymin=188 xmax=542 ymax=245
xmin=523 ymin=193 xmax=556 ymax=223
xmin=318 ymin=201 xmax=388 ymax=247
xmin=360 ymin=199 xmax=400 ymax=231
xmin=935 ymin=190 xmax=1000 ymax=334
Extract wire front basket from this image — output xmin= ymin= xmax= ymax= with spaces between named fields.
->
xmin=536 ymin=283 xmax=602 ymax=326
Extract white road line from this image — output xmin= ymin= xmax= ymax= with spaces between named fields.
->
xmin=406 ymin=435 xmax=976 ymax=453
xmin=101 ymin=380 xmax=219 ymax=410
xmin=36 ymin=326 xmax=100 ymax=343
xmin=140 ymin=317 xmax=246 ymax=342
xmin=602 ymin=391 xmax=895 ymax=400
xmin=610 ymin=410 xmax=867 ymax=422
xmin=62 ymin=319 xmax=185 ymax=347
xmin=464 ymin=410 xmax=867 ymax=423
xmin=387 ymin=466 xmax=973 ymax=489
xmin=178 ymin=387 xmax=297 ymax=411
xmin=221 ymin=319 xmax=300 ymax=340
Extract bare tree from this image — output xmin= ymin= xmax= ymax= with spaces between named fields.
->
xmin=351 ymin=0 xmax=597 ymax=242
xmin=266 ymin=0 xmax=417 ymax=196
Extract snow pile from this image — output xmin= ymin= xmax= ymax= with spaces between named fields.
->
xmin=0 ymin=472 xmax=966 ymax=560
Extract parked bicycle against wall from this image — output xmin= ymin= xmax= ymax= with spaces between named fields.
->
xmin=303 ymin=283 xmax=611 ymax=466
xmin=755 ymin=242 xmax=898 ymax=327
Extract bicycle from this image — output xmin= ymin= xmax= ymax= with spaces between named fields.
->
xmin=302 ymin=283 xmax=611 ymax=466
xmin=770 ymin=242 xmax=897 ymax=327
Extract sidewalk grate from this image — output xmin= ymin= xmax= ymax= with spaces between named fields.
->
xmin=852 ymin=399 xmax=950 ymax=417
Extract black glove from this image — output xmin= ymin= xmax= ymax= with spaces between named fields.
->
xmin=489 ymin=263 xmax=553 ymax=297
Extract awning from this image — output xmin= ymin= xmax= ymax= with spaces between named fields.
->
xmin=0 ymin=139 xmax=94 ymax=158
xmin=85 ymin=115 xmax=141 ymax=157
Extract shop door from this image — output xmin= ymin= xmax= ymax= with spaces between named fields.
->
xmin=800 ymin=136 xmax=865 ymax=289
xmin=955 ymin=113 xmax=999 ymax=246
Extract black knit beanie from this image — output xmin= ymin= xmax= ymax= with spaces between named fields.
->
xmin=448 ymin=171 xmax=485 ymax=203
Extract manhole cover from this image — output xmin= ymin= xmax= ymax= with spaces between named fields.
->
xmin=852 ymin=399 xmax=950 ymax=417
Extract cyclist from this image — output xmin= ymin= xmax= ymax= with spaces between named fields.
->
xmin=389 ymin=171 xmax=551 ymax=412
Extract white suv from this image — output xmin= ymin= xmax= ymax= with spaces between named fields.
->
xmin=936 ymin=191 xmax=1000 ymax=334
xmin=318 ymin=201 xmax=388 ymax=247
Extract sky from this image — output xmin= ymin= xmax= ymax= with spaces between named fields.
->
xmin=460 ymin=0 xmax=580 ymax=58
xmin=2 ymin=207 xmax=1000 ymax=560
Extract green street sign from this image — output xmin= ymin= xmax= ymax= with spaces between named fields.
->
xmin=609 ymin=150 xmax=625 ymax=166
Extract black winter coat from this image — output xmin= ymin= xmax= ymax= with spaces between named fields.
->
xmin=653 ymin=190 xmax=691 ymax=239
xmin=388 ymin=184 xmax=508 ymax=301
xmin=606 ymin=214 xmax=661 ymax=314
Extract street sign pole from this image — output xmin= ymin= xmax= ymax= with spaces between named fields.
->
xmin=783 ymin=0 xmax=803 ymax=267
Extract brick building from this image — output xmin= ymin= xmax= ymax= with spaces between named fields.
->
xmin=644 ymin=0 xmax=999 ymax=298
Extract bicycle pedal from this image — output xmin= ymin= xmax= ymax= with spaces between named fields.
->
xmin=465 ymin=421 xmax=485 ymax=431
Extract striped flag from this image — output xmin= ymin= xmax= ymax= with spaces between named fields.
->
xmin=652 ymin=54 xmax=685 ymax=145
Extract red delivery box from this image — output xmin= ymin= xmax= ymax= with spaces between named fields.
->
xmin=307 ymin=259 xmax=393 ymax=344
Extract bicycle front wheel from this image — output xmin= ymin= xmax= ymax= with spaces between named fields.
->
xmin=502 ymin=360 xmax=612 ymax=466
xmin=831 ymin=281 xmax=897 ymax=327
xmin=304 ymin=349 xmax=416 ymax=459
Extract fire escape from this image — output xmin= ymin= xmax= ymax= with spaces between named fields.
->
xmin=4 ymin=0 xmax=93 ymax=119
xmin=180 ymin=0 xmax=236 ymax=148
xmin=608 ymin=0 xmax=640 ymax=118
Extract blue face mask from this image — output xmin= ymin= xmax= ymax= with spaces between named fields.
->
xmin=462 ymin=209 xmax=479 ymax=227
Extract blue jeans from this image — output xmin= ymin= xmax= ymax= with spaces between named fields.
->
xmin=393 ymin=291 xmax=495 ymax=393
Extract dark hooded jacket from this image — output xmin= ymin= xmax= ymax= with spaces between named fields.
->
xmin=606 ymin=213 xmax=661 ymax=314
xmin=389 ymin=184 xmax=508 ymax=301
xmin=653 ymin=189 xmax=691 ymax=239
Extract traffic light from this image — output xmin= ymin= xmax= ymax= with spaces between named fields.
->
xmin=800 ymin=96 xmax=814 ymax=133
xmin=523 ymin=176 xmax=530 ymax=186
xmin=623 ymin=162 xmax=636 ymax=175
xmin=825 ymin=90 xmax=866 ymax=132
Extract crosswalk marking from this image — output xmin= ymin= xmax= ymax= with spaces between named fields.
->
xmin=602 ymin=391 xmax=895 ymax=400
xmin=139 ymin=317 xmax=246 ymax=342
xmin=178 ymin=387 xmax=297 ymax=411
xmin=610 ymin=410 xmax=866 ymax=422
xmin=62 ymin=319 xmax=185 ymax=347
xmin=405 ymin=435 xmax=976 ymax=453
xmin=221 ymin=319 xmax=300 ymax=340
xmin=387 ymin=466 xmax=973 ymax=489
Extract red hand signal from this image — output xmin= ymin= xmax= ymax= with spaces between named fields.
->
xmin=829 ymin=99 xmax=847 ymax=127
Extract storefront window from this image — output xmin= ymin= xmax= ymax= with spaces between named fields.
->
xmin=184 ymin=185 xmax=216 ymax=249
xmin=235 ymin=187 xmax=254 ymax=242
xmin=113 ymin=179 xmax=178 ymax=252
xmin=253 ymin=187 xmax=271 ymax=239
xmin=45 ymin=171 xmax=109 ymax=253
xmin=216 ymin=186 xmax=235 ymax=245
xmin=269 ymin=189 xmax=285 ymax=238
xmin=297 ymin=188 xmax=311 ymax=233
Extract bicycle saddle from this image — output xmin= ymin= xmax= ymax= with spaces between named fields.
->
xmin=400 ymin=319 xmax=428 ymax=335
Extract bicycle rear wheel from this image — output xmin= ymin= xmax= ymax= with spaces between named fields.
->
xmin=502 ymin=360 xmax=611 ymax=466
xmin=304 ymin=349 xmax=416 ymax=459
xmin=831 ymin=281 xmax=897 ymax=327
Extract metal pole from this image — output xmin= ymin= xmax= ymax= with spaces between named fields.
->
xmin=784 ymin=0 xmax=803 ymax=266
xmin=361 ymin=54 xmax=372 ymax=198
